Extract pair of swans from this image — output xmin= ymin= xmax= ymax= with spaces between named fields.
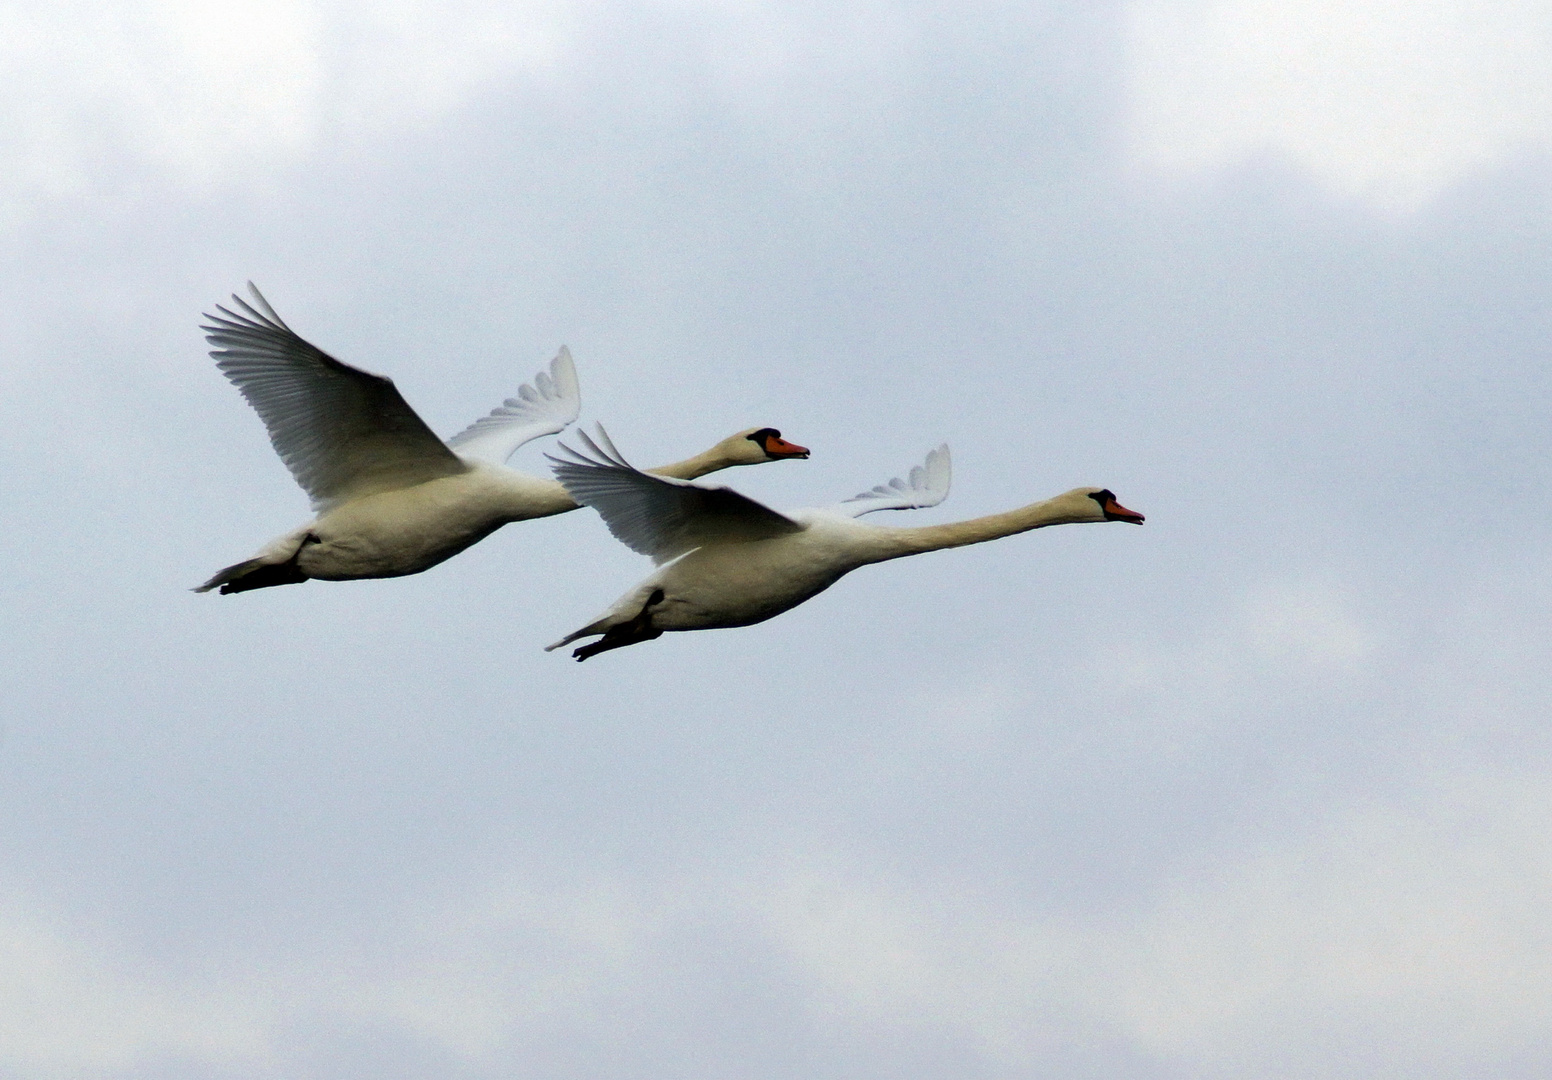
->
xmin=199 ymin=285 xmax=1144 ymax=660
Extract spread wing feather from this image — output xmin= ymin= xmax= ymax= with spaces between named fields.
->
xmin=548 ymin=425 xmax=804 ymax=564
xmin=446 ymin=346 xmax=580 ymax=464
xmin=835 ymin=444 xmax=951 ymax=517
xmin=204 ymin=284 xmax=467 ymax=513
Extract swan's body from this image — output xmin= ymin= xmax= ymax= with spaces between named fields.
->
xmin=547 ymin=429 xmax=1143 ymax=660
xmin=196 ymin=286 xmax=809 ymax=594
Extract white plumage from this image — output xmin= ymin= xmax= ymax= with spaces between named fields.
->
xmin=197 ymin=285 xmax=809 ymax=594
xmin=546 ymin=427 xmax=1143 ymax=661
xmin=835 ymin=443 xmax=951 ymax=517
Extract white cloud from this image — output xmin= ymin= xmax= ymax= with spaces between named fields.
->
xmin=0 ymin=0 xmax=582 ymax=212
xmin=0 ymin=876 xmax=659 ymax=1075
xmin=1124 ymin=0 xmax=1552 ymax=211
xmin=0 ymin=899 xmax=269 ymax=1076
xmin=1241 ymin=579 xmax=1376 ymax=667
xmin=743 ymin=766 xmax=1552 ymax=1076
xmin=1098 ymin=770 xmax=1552 ymax=1074
xmin=1105 ymin=577 xmax=1383 ymax=724
xmin=679 ymin=0 xmax=910 ymax=106
xmin=5 ymin=755 xmax=1550 ymax=1079
xmin=0 ymin=0 xmax=925 ymax=221
xmin=361 ymin=875 xmax=652 ymax=1059
xmin=0 ymin=1 xmax=321 ymax=202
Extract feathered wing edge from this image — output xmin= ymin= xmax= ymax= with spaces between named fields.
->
xmin=203 ymin=283 xmax=467 ymax=513
xmin=547 ymin=423 xmax=637 ymax=474
xmin=445 ymin=346 xmax=582 ymax=464
xmin=836 ymin=443 xmax=952 ymax=517
xmin=206 ymin=283 xmax=295 ymax=338
xmin=545 ymin=426 xmax=698 ymax=560
xmin=541 ymin=432 xmax=649 ymax=652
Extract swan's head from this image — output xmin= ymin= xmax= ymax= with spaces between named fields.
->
xmin=722 ymin=427 xmax=811 ymax=464
xmin=1079 ymin=487 xmax=1145 ymax=524
xmin=1046 ymin=487 xmax=1144 ymax=524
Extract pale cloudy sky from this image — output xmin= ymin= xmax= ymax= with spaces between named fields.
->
xmin=2 ymin=1 xmax=1550 ymax=1077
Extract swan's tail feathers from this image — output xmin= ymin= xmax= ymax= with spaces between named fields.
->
xmin=193 ymin=555 xmax=309 ymax=594
xmin=545 ymin=615 xmax=615 ymax=652
xmin=545 ymin=627 xmax=594 ymax=652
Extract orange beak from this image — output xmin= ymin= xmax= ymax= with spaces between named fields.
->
xmin=763 ymin=434 xmax=810 ymax=459
xmin=1105 ymin=496 xmax=1145 ymax=524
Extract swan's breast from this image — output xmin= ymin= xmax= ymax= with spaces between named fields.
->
xmin=299 ymin=466 xmax=572 ymax=578
xmin=649 ymin=524 xmax=870 ymax=630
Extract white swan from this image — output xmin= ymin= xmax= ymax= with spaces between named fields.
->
xmin=546 ymin=427 xmax=1143 ymax=660
xmin=195 ymin=286 xmax=811 ymax=594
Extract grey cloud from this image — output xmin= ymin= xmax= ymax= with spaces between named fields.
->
xmin=1 ymin=1 xmax=1549 ymax=1077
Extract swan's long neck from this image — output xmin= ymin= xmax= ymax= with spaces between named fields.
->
xmin=496 ymin=443 xmax=746 ymax=519
xmin=474 ymin=469 xmax=579 ymax=519
xmin=501 ymin=441 xmax=752 ymax=522
xmin=514 ymin=477 xmax=581 ymax=517
xmin=647 ymin=446 xmax=739 ymax=481
xmin=863 ymin=491 xmax=1102 ymax=563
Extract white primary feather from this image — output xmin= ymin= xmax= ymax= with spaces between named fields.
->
xmin=835 ymin=444 xmax=951 ymax=517
xmin=446 ymin=347 xmax=581 ymax=465
xmin=203 ymin=284 xmax=468 ymax=513
xmin=548 ymin=425 xmax=803 ymax=564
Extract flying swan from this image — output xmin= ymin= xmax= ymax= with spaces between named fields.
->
xmin=195 ymin=285 xmax=810 ymax=594
xmin=546 ymin=426 xmax=1143 ymax=660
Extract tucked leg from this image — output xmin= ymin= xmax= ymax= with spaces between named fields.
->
xmin=573 ymin=590 xmax=665 ymax=661
xmin=195 ymin=531 xmax=316 ymax=594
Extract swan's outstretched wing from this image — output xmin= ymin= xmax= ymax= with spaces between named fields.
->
xmin=204 ymin=284 xmax=468 ymax=513
xmin=834 ymin=444 xmax=951 ymax=517
xmin=446 ymin=347 xmax=580 ymax=465
xmin=548 ymin=426 xmax=804 ymax=564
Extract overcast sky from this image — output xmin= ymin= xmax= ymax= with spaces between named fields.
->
xmin=2 ymin=2 xmax=1550 ymax=1077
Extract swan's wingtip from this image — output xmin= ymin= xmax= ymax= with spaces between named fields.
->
xmin=550 ymin=345 xmax=580 ymax=397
